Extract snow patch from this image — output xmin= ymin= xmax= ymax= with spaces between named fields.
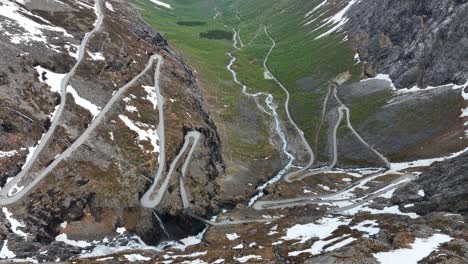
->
xmin=343 ymin=204 xmax=419 ymax=219
xmin=0 ymin=240 xmax=16 ymax=259
xmin=87 ymin=51 xmax=105 ymax=61
xmin=2 ymin=208 xmax=28 ymax=240
xmin=105 ymin=2 xmax=115 ymax=12
xmin=0 ymin=1 xmax=72 ymax=45
xmin=226 ymin=233 xmax=240 ymax=241
xmin=67 ymin=85 xmax=101 ymax=119
xmin=314 ymin=0 xmax=361 ymax=39
xmin=55 ymin=233 xmax=91 ymax=248
xmin=373 ymin=234 xmax=452 ymax=264
xmin=282 ymin=217 xmax=351 ymax=243
xmin=235 ymin=255 xmax=262 ymax=263
xmin=148 ymin=0 xmax=173 ymax=9
xmin=126 ymin=105 xmax=138 ymax=113
xmin=232 ymin=243 xmax=243 ymax=249
xmin=65 ymin=44 xmax=79 ymax=59
xmin=352 ymin=220 xmax=380 ymax=237
xmin=390 ymin=147 xmax=468 ymax=171
xmin=305 ymin=0 xmax=328 ymax=17
xmin=0 ymin=150 xmax=17 ymax=158
xmin=118 ymin=115 xmax=160 ymax=154
xmin=143 ymin=85 xmax=159 ymax=109
xmin=35 ymin=66 xmax=66 ymax=94
xmin=124 ymin=254 xmax=151 ymax=262
xmin=354 ymin=52 xmax=361 ymax=64
xmin=360 ymin=74 xmax=396 ymax=90
xmin=116 ymin=227 xmax=126 ymax=235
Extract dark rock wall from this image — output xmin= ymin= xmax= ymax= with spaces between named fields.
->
xmin=393 ymin=152 xmax=468 ymax=215
xmin=347 ymin=0 xmax=468 ymax=88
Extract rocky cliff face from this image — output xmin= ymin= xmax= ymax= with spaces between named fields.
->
xmin=393 ymin=152 xmax=468 ymax=215
xmin=0 ymin=0 xmax=225 ymax=261
xmin=346 ymin=0 xmax=468 ymax=89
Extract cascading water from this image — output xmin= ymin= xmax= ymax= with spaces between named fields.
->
xmin=226 ymin=35 xmax=295 ymax=206
xmin=152 ymin=210 xmax=170 ymax=239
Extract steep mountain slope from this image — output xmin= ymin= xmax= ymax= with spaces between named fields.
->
xmin=0 ymin=0 xmax=227 ymax=261
xmin=346 ymin=0 xmax=468 ymax=88
xmin=0 ymin=0 xmax=467 ymax=263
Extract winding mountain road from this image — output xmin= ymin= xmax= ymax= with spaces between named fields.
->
xmin=0 ymin=54 xmax=161 ymax=205
xmin=226 ymin=38 xmax=295 ymax=206
xmin=0 ymin=0 xmax=104 ymax=199
xmin=263 ymin=27 xmax=315 ymax=180
xmin=253 ymin=171 xmax=416 ymax=211
xmin=138 ymin=54 xmax=273 ymax=225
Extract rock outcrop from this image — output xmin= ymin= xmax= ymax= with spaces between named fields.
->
xmin=347 ymin=0 xmax=468 ymax=89
xmin=393 ymin=153 xmax=468 ymax=215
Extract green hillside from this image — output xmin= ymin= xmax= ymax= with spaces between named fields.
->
xmin=134 ymin=0 xmax=362 ymax=161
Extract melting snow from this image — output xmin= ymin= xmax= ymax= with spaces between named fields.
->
xmin=226 ymin=233 xmax=240 ymax=241
xmin=55 ymin=233 xmax=91 ymax=248
xmin=105 ymin=2 xmax=115 ymax=12
xmin=396 ymin=79 xmax=468 ymax=95
xmin=143 ymin=85 xmax=159 ymax=109
xmin=390 ymin=147 xmax=468 ymax=171
xmin=0 ymin=150 xmax=17 ymax=158
xmin=282 ymin=217 xmax=351 ymax=243
xmin=149 ymin=0 xmax=173 ymax=9
xmin=305 ymin=0 xmax=328 ymax=17
xmin=286 ymin=218 xmax=380 ymax=257
xmin=314 ymin=0 xmax=361 ymax=39
xmin=343 ymin=204 xmax=419 ymax=219
xmin=126 ymin=105 xmax=138 ymax=113
xmin=67 ymin=85 xmax=101 ymax=119
xmin=0 ymin=240 xmax=16 ymax=259
xmin=116 ymin=227 xmax=126 ymax=235
xmin=35 ymin=66 xmax=66 ymax=94
xmin=235 ymin=255 xmax=262 ymax=263
xmin=318 ymin=184 xmax=331 ymax=191
xmin=65 ymin=44 xmax=80 ymax=59
xmin=7 ymin=184 xmax=25 ymax=197
xmin=373 ymin=234 xmax=452 ymax=264
xmin=354 ymin=52 xmax=361 ymax=64
xmin=163 ymin=251 xmax=207 ymax=261
xmin=232 ymin=243 xmax=243 ymax=249
xmin=124 ymin=254 xmax=151 ymax=262
xmin=76 ymin=0 xmax=94 ymax=9
xmin=352 ymin=220 xmax=380 ymax=237
xmin=118 ymin=115 xmax=160 ymax=154
xmin=87 ymin=51 xmax=105 ymax=61
xmin=96 ymin=257 xmax=114 ymax=261
xmin=360 ymin=74 xmax=396 ymax=90
xmin=2 ymin=208 xmax=29 ymax=240
xmin=0 ymin=1 xmax=72 ymax=44
xmin=418 ymin=190 xmax=425 ymax=197
xmin=79 ymin=235 xmax=161 ymax=258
